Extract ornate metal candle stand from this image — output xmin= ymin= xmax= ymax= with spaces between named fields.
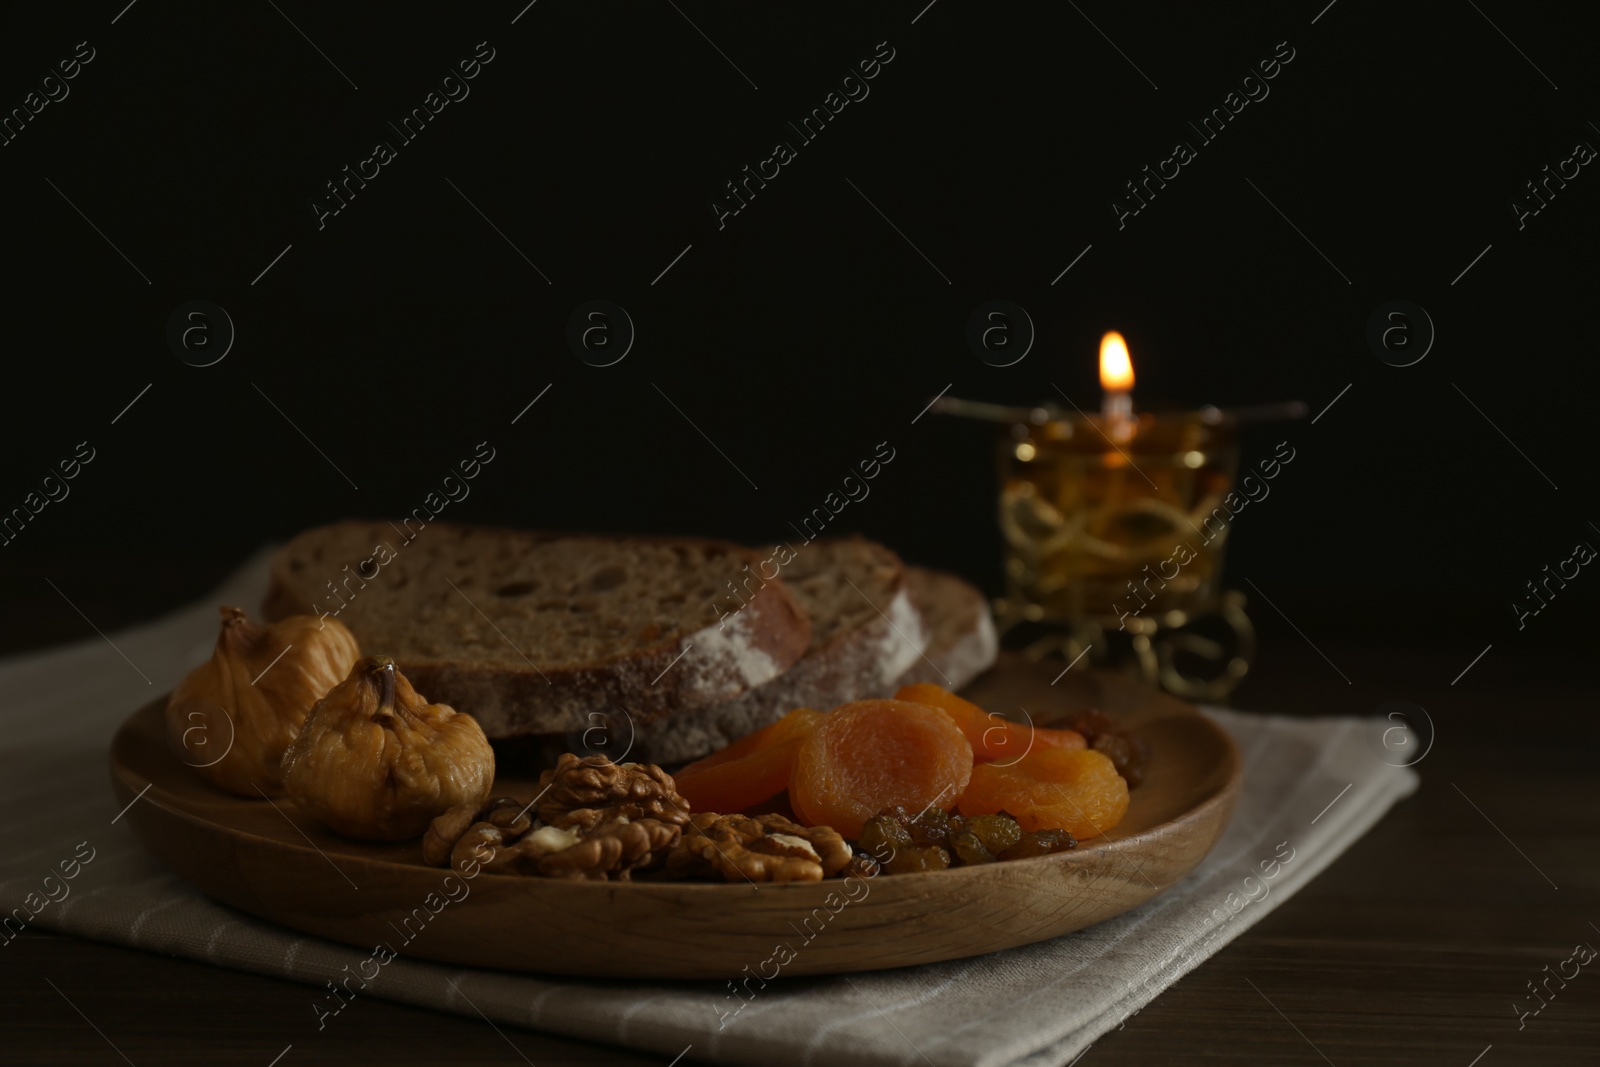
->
xmin=935 ymin=396 xmax=1297 ymax=703
xmin=991 ymin=591 xmax=1255 ymax=702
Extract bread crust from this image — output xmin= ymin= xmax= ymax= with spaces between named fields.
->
xmin=630 ymin=540 xmax=929 ymax=765
xmin=636 ymin=563 xmax=999 ymax=765
xmin=262 ymin=522 xmax=811 ymax=737
xmin=892 ymin=567 xmax=998 ymax=691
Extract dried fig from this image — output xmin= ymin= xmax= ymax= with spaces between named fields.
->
xmin=165 ymin=607 xmax=359 ymax=796
xmin=281 ymin=656 xmax=494 ymax=841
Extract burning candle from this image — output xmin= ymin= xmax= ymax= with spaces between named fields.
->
xmin=1099 ymin=331 xmax=1135 ymax=426
xmin=932 ymin=352 xmax=1304 ymax=699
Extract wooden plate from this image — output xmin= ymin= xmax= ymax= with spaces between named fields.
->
xmin=108 ymin=654 xmax=1240 ymax=979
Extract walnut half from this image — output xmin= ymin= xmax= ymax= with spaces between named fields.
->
xmin=535 ymin=818 xmax=681 ymax=881
xmin=535 ymin=753 xmax=690 ymax=830
xmin=419 ymin=780 xmax=685 ymax=882
xmin=423 ymin=797 xmax=535 ymax=866
xmin=449 ymin=822 xmax=530 ymax=875
xmin=423 ymin=802 xmax=482 ymax=867
xmin=678 ymin=812 xmax=853 ymax=883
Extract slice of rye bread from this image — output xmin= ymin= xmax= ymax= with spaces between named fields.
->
xmin=892 ymin=565 xmax=999 ymax=690
xmin=627 ymin=537 xmax=928 ymax=765
xmin=260 ymin=521 xmax=811 ymax=737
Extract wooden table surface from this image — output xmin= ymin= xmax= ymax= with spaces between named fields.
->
xmin=5 ymin=631 xmax=1596 ymax=1065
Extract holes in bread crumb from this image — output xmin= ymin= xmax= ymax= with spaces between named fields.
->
xmin=495 ymin=580 xmax=539 ymax=597
xmin=587 ymin=565 xmax=627 ymax=593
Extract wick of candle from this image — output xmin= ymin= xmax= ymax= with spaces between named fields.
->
xmin=1102 ymin=392 xmax=1135 ymax=443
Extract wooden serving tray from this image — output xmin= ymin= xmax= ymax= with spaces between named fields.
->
xmin=108 ymin=654 xmax=1240 ymax=979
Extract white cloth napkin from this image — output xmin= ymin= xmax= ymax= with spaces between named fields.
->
xmin=0 ymin=551 xmax=1417 ymax=1067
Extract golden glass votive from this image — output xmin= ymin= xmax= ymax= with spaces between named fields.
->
xmin=996 ymin=408 xmax=1240 ymax=630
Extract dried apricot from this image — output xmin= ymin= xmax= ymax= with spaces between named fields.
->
xmin=894 ymin=683 xmax=1085 ymax=762
xmin=790 ymin=699 xmax=973 ymax=839
xmin=673 ymin=708 xmax=823 ymax=814
xmin=741 ymin=791 xmax=798 ymax=822
xmin=678 ymin=708 xmax=823 ymax=773
xmin=958 ymin=747 xmax=1129 ymax=839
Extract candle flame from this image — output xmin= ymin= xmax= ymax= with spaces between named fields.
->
xmin=1099 ymin=331 xmax=1134 ymax=392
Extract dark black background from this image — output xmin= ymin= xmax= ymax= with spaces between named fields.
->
xmin=3 ymin=0 xmax=1596 ymax=679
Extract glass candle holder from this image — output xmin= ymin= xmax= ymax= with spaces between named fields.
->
xmin=996 ymin=408 xmax=1240 ymax=628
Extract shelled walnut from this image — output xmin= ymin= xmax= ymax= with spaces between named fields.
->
xmin=417 ymin=757 xmax=864 ymax=883
xmin=534 ymin=818 xmax=681 ymax=881
xmin=482 ymin=797 xmax=533 ymax=836
xmin=419 ymin=782 xmax=683 ymax=882
xmin=535 ymin=753 xmax=690 ymax=830
xmin=450 ymin=823 xmax=530 ymax=876
xmin=422 ymin=802 xmax=482 ymax=866
xmin=675 ymin=811 xmax=852 ymax=883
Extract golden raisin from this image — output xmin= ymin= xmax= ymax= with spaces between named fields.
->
xmin=1065 ymin=710 xmax=1151 ymax=788
xmin=960 ymin=813 xmax=1023 ymax=855
xmin=882 ymin=844 xmax=950 ymax=875
xmin=948 ymin=829 xmax=995 ymax=866
xmin=858 ymin=814 xmax=913 ymax=867
xmin=998 ymin=828 xmax=1077 ymax=860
